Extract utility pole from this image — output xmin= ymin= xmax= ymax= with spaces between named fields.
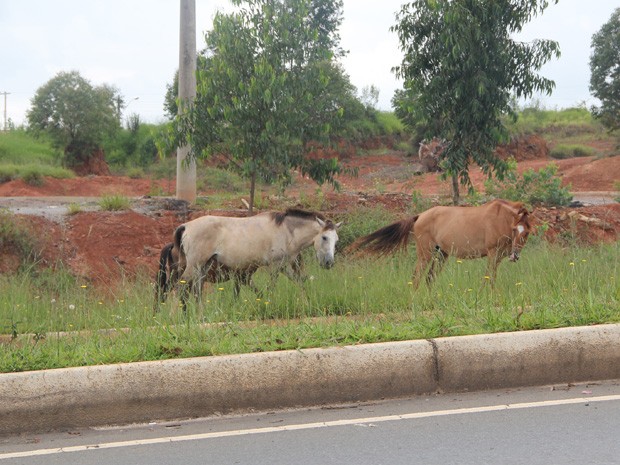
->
xmin=1 ymin=92 xmax=9 ymax=131
xmin=176 ymin=0 xmax=197 ymax=203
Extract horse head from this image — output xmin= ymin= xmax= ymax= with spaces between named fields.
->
xmin=509 ymin=207 xmax=531 ymax=262
xmin=314 ymin=217 xmax=342 ymax=269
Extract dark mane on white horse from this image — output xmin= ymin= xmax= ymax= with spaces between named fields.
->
xmin=272 ymin=208 xmax=327 ymax=226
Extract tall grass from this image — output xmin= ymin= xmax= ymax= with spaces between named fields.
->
xmin=1 ymin=241 xmax=617 ymax=372
xmin=0 ymin=130 xmax=60 ymax=165
xmin=510 ymin=106 xmax=597 ymax=133
xmin=0 ymin=131 xmax=73 ymax=182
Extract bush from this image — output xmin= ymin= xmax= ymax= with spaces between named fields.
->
xmin=375 ymin=112 xmax=405 ymax=136
xmin=99 ymin=195 xmax=131 ymax=211
xmin=485 ymin=158 xmax=573 ymax=206
xmin=0 ymin=165 xmax=18 ymax=183
xmin=198 ymin=167 xmax=246 ymax=193
xmin=550 ymin=144 xmax=595 ymax=159
xmin=0 ymin=210 xmax=40 ymax=265
xmin=20 ymin=168 xmax=44 ymax=186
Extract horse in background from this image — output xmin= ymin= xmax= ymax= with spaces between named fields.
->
xmin=155 ymin=208 xmax=342 ymax=311
xmin=350 ymin=199 xmax=531 ymax=288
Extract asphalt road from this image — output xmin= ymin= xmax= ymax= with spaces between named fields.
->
xmin=2 ymin=380 xmax=619 ymax=465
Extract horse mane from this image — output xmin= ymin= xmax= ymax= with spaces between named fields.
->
xmin=493 ymin=199 xmax=531 ymax=225
xmin=272 ymin=208 xmax=328 ymax=227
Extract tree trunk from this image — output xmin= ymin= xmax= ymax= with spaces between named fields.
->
xmin=451 ymin=173 xmax=460 ymax=205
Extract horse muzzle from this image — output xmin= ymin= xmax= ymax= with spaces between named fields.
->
xmin=320 ymin=258 xmax=335 ymax=269
xmin=509 ymin=251 xmax=520 ymax=262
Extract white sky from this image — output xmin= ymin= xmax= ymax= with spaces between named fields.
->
xmin=0 ymin=0 xmax=617 ymax=127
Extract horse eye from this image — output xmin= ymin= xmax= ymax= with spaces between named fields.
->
xmin=322 ymin=236 xmax=328 ymax=241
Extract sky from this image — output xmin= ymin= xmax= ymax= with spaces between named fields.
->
xmin=0 ymin=0 xmax=618 ymax=128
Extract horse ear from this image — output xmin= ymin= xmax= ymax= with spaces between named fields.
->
xmin=335 ymin=221 xmax=343 ymax=230
xmin=316 ymin=217 xmax=326 ymax=228
xmin=514 ymin=207 xmax=530 ymax=227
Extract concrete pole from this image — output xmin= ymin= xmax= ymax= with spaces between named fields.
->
xmin=1 ymin=92 xmax=9 ymax=131
xmin=176 ymin=0 xmax=197 ymax=203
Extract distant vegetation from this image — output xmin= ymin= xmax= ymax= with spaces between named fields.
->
xmin=507 ymin=106 xmax=615 ymax=147
xmin=0 ymin=130 xmax=73 ymax=183
xmin=0 ymin=106 xmax=613 ymax=204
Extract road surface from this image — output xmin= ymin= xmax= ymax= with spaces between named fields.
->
xmin=1 ymin=380 xmax=619 ymax=465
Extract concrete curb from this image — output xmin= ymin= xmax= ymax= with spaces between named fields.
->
xmin=1 ymin=323 xmax=620 ymax=435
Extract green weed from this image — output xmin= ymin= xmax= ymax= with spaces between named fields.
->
xmin=99 ymin=195 xmax=131 ymax=211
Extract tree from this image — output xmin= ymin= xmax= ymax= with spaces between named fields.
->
xmin=27 ymin=71 xmax=121 ymax=169
xmin=589 ymin=7 xmax=620 ymax=133
xmin=392 ymin=87 xmax=443 ymax=150
xmin=391 ymin=0 xmax=560 ymax=204
xmin=173 ymin=0 xmax=347 ymax=213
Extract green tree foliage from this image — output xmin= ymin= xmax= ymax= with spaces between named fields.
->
xmin=172 ymin=0 xmax=350 ymax=212
xmin=391 ymin=0 xmax=560 ymax=204
xmin=27 ymin=71 xmax=121 ymax=168
xmin=589 ymin=7 xmax=620 ymax=133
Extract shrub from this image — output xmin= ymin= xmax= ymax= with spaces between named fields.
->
xmin=99 ymin=195 xmax=131 ymax=211
xmin=0 ymin=165 xmax=18 ymax=183
xmin=0 ymin=210 xmax=40 ymax=265
xmin=67 ymin=203 xmax=82 ymax=215
xmin=199 ymin=167 xmax=246 ymax=193
xmin=126 ymin=167 xmax=145 ymax=179
xmin=375 ymin=111 xmax=405 ymax=136
xmin=550 ymin=144 xmax=595 ymax=159
xmin=485 ymin=158 xmax=573 ymax=206
xmin=20 ymin=168 xmax=44 ymax=186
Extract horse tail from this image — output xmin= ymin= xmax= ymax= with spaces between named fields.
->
xmin=154 ymin=242 xmax=174 ymax=309
xmin=350 ymin=216 xmax=418 ymax=256
xmin=173 ymin=225 xmax=186 ymax=252
xmin=157 ymin=243 xmax=174 ymax=293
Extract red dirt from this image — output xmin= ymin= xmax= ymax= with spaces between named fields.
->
xmin=1 ymin=136 xmax=618 ymax=286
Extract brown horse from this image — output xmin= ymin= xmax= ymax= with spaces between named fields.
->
xmin=155 ymin=208 xmax=341 ymax=310
xmin=351 ymin=199 xmax=531 ymax=288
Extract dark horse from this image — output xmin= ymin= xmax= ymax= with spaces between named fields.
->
xmin=351 ymin=199 xmax=532 ymax=288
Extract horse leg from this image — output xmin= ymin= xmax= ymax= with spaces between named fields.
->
xmin=245 ymin=272 xmax=263 ymax=298
xmin=231 ymin=270 xmax=260 ymax=298
xmin=427 ymin=248 xmax=448 ymax=285
xmin=485 ymin=250 xmax=503 ymax=288
xmin=178 ymin=278 xmax=191 ymax=314
xmin=413 ymin=244 xmax=433 ymax=289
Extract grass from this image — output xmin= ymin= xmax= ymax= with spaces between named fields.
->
xmin=0 ymin=163 xmax=73 ymax=184
xmin=99 ymin=194 xmax=131 ymax=211
xmin=0 ymin=241 xmax=618 ymax=373
xmin=550 ymin=144 xmax=595 ymax=159
xmin=0 ymin=130 xmax=60 ymax=165
xmin=0 ymin=209 xmax=42 ymax=265
xmin=0 ymin=131 xmax=73 ymax=183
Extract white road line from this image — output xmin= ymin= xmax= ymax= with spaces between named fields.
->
xmin=2 ymin=394 xmax=619 ymax=460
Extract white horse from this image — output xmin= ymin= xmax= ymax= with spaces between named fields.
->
xmin=155 ymin=208 xmax=341 ymax=310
